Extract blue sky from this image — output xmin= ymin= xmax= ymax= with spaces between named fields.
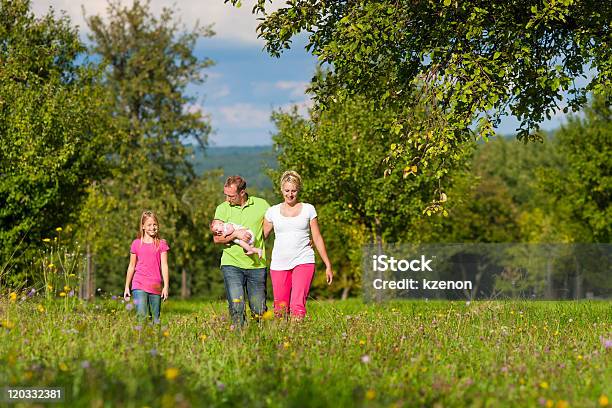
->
xmin=33 ymin=0 xmax=569 ymax=147
xmin=195 ymin=37 xmax=317 ymax=146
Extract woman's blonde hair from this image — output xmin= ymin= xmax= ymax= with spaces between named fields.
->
xmin=137 ymin=210 xmax=161 ymax=248
xmin=280 ymin=170 xmax=302 ymax=191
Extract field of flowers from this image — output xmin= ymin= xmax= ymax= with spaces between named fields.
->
xmin=1 ymin=295 xmax=610 ymax=407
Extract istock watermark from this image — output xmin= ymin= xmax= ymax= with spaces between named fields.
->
xmin=371 ymin=254 xmax=472 ymax=290
xmin=372 ymin=255 xmax=433 ymax=272
xmin=362 ymin=244 xmax=612 ymax=301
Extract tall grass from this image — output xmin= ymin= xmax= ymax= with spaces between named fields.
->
xmin=1 ymin=296 xmax=610 ymax=407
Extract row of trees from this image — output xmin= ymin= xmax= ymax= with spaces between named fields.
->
xmin=2 ymin=0 xmax=609 ymax=299
xmin=229 ymin=0 xmax=611 ymax=210
xmin=1 ymin=0 xmax=226 ymax=296
xmin=236 ymin=0 xmax=611 ymax=299
xmin=269 ymin=96 xmax=611 ymax=298
xmin=1 ymin=0 xmax=108 ymax=284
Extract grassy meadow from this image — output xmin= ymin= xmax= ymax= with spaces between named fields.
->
xmin=0 ymin=296 xmax=610 ymax=407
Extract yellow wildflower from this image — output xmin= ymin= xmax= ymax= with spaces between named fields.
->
xmin=47 ymin=284 xmax=53 ymax=291
xmin=59 ymin=292 xmax=66 ymax=297
xmin=64 ymin=286 xmax=71 ymax=292
xmin=164 ymin=367 xmax=179 ymax=381
xmin=199 ymin=334 xmax=207 ymax=341
xmin=42 ymin=238 xmax=51 ymax=243
xmin=556 ymin=400 xmax=569 ymax=408
xmin=48 ymin=263 xmax=55 ymax=269
xmin=540 ymin=381 xmax=549 ymax=390
xmin=546 ymin=400 xmax=554 ymax=408
xmin=232 ymin=298 xmax=242 ymax=303
xmin=56 ymin=227 xmax=63 ymax=232
xmin=359 ymin=339 xmax=366 ymax=346
xmin=163 ymin=330 xmax=169 ymax=337
xmin=37 ymin=304 xmax=45 ymax=313
xmin=283 ymin=342 xmax=290 ymax=349
xmin=262 ymin=310 xmax=274 ymax=320
xmin=68 ymin=274 xmax=76 ymax=278
xmin=59 ymin=363 xmax=69 ymax=372
xmin=2 ymin=320 xmax=15 ymax=330
xmin=365 ymin=389 xmax=376 ymax=400
xmin=9 ymin=292 xmax=17 ymax=302
xmin=599 ymin=395 xmax=609 ymax=407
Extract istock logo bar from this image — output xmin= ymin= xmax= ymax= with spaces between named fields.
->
xmin=372 ymin=255 xmax=433 ymax=272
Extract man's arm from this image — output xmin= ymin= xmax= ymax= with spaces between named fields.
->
xmin=213 ymin=229 xmax=251 ymax=244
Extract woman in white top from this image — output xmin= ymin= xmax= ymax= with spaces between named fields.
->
xmin=263 ymin=170 xmax=333 ymax=318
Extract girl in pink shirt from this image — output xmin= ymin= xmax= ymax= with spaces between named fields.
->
xmin=123 ymin=211 xmax=170 ymax=323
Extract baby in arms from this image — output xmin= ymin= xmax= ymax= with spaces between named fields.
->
xmin=210 ymin=219 xmax=263 ymax=258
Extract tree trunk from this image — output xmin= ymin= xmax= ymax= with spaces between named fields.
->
xmin=82 ymin=243 xmax=95 ymax=300
xmin=574 ymin=257 xmax=582 ymax=300
xmin=181 ymin=268 xmax=190 ymax=299
xmin=341 ymin=285 xmax=350 ymax=300
xmin=545 ymin=259 xmax=554 ymax=300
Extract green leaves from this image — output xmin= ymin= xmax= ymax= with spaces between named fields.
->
xmin=532 ymin=96 xmax=612 ymax=243
xmin=0 ymin=0 xmax=110 ymax=274
xmin=78 ymin=0 xmax=217 ymax=293
xmin=237 ymin=0 xmax=607 ymax=179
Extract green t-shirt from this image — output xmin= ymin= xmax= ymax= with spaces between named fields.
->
xmin=214 ymin=196 xmax=270 ymax=269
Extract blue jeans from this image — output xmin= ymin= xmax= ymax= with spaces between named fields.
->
xmin=132 ymin=289 xmax=161 ymax=323
xmin=221 ymin=265 xmax=267 ymax=327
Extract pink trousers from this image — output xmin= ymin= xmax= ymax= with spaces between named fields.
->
xmin=270 ymin=263 xmax=315 ymax=318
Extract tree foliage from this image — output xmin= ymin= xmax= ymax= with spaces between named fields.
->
xmin=270 ymin=97 xmax=470 ymax=296
xmin=228 ymin=0 xmax=610 ymax=197
xmin=523 ymin=96 xmax=611 ymax=243
xmin=0 ymin=0 xmax=110 ymax=281
xmin=80 ymin=0 xmax=217 ymax=293
xmin=87 ymin=0 xmax=213 ymax=178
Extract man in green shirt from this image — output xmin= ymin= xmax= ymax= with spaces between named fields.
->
xmin=213 ymin=175 xmax=270 ymax=326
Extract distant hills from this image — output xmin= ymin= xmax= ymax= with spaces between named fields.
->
xmin=189 ymin=145 xmax=277 ymax=191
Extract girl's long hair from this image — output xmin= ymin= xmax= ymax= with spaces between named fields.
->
xmin=137 ymin=210 xmax=161 ymax=249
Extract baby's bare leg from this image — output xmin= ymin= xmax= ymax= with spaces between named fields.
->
xmin=234 ymin=239 xmax=263 ymax=258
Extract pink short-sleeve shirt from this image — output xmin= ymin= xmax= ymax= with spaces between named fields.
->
xmin=130 ymin=239 xmax=169 ymax=295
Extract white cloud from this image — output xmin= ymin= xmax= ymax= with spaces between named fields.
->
xmin=206 ymin=71 xmax=224 ymax=80
xmin=217 ymin=103 xmax=271 ymax=128
xmin=211 ymin=84 xmax=231 ymax=99
xmin=31 ymin=0 xmax=283 ymax=45
xmin=274 ymin=80 xmax=309 ymax=98
xmin=276 ymin=96 xmax=313 ymax=118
